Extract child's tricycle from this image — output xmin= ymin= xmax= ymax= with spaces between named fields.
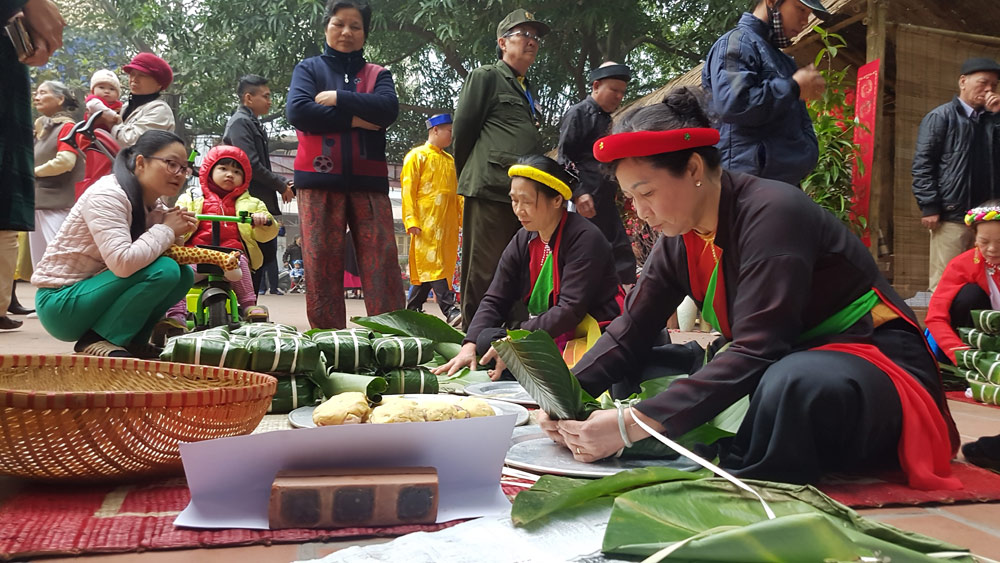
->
xmin=186 ymin=211 xmax=271 ymax=329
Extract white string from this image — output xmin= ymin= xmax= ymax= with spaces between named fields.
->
xmin=628 ymin=405 xmax=776 ymax=520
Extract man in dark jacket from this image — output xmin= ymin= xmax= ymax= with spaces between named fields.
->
xmin=0 ymin=0 xmax=64 ymax=330
xmin=453 ymin=8 xmax=549 ymax=330
xmin=223 ymin=74 xmax=294 ymax=295
xmin=912 ymin=57 xmax=1000 ymax=291
xmin=558 ymin=62 xmax=636 ymax=285
xmin=702 ymin=0 xmax=827 ymax=186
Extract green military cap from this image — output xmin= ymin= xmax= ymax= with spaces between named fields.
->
xmin=496 ymin=8 xmax=551 ymax=39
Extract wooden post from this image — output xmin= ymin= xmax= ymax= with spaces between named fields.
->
xmin=865 ymin=0 xmax=891 ymax=272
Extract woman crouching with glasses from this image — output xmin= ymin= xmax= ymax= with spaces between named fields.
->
xmin=539 ymin=87 xmax=961 ymax=490
xmin=31 ymin=130 xmax=197 ymax=357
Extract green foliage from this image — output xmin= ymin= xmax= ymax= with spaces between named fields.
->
xmin=33 ymin=0 xmax=744 ymax=161
xmin=801 ymin=26 xmax=868 ymax=236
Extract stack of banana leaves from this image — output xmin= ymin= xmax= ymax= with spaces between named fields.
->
xmin=511 ymin=468 xmax=975 ymax=561
xmin=498 ymin=331 xmax=977 ymax=561
xmin=307 ymin=310 xmax=491 ymax=404
xmin=951 ymin=309 xmax=1000 ymax=405
xmin=161 ymin=322 xmax=322 ymax=413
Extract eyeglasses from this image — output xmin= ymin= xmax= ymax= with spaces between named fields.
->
xmin=504 ymin=30 xmax=544 ymax=44
xmin=148 ymin=156 xmax=193 ymax=177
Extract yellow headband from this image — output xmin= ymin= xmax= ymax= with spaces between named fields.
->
xmin=508 ymin=164 xmax=572 ymax=201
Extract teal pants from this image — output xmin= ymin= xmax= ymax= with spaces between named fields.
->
xmin=36 ymin=257 xmax=194 ymax=346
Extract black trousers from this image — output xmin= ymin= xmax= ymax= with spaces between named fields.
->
xmin=252 ymin=237 xmax=280 ymax=293
xmin=588 ymin=193 xmax=637 ymax=285
xmin=407 ymin=278 xmax=457 ymax=316
xmin=949 ymin=283 xmax=991 ymax=330
xmin=459 ymin=197 xmax=523 ymax=331
xmin=719 ymin=320 xmax=943 ymax=484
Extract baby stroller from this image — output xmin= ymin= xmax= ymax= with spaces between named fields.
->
xmin=58 ymin=110 xmax=120 ymax=200
xmin=289 ymin=260 xmax=305 ymax=293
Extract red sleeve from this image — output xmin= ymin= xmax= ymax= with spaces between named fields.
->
xmin=55 ymin=122 xmax=78 ymax=153
xmin=926 ymin=248 xmax=985 ymax=363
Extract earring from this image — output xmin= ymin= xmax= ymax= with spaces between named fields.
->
xmin=695 ymin=180 xmax=702 ymax=188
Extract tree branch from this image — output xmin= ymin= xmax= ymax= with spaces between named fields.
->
xmin=624 ymin=35 xmax=701 ymax=62
xmin=393 ymin=23 xmax=470 ymax=78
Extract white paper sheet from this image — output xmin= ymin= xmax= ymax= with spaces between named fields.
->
xmin=174 ymin=414 xmax=516 ymax=529
xmin=293 ymin=501 xmax=629 ymax=563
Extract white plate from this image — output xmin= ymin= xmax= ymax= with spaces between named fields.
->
xmin=504 ymin=426 xmax=700 ymax=478
xmin=464 ymin=381 xmax=539 ymax=407
xmin=288 ymin=394 xmax=529 ymax=428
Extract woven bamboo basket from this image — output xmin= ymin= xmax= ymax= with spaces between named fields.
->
xmin=0 ymin=355 xmax=277 ymax=481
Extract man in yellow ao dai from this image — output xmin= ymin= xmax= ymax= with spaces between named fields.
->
xmin=402 ymin=113 xmax=463 ymax=325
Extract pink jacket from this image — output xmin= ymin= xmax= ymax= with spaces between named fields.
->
xmin=31 ymin=174 xmax=177 ymax=288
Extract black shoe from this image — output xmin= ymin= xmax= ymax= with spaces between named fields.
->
xmin=0 ymin=316 xmax=23 ymax=330
xmin=7 ymin=304 xmax=34 ymax=315
xmin=962 ymin=436 xmax=1000 ymax=471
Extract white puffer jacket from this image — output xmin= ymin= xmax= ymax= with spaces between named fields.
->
xmin=31 ymin=174 xmax=177 ymax=288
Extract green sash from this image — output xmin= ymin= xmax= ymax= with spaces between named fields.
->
xmin=528 ymin=252 xmax=554 ymax=316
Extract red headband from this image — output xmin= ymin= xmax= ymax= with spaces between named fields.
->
xmin=592 ymin=128 xmax=720 ymax=163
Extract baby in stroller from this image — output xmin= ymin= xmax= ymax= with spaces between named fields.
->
xmin=289 ymin=260 xmax=305 ymax=293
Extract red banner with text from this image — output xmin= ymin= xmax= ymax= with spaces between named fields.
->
xmin=851 ymin=59 xmax=880 ymax=247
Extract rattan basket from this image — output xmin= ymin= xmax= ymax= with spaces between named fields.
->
xmin=0 ymin=355 xmax=277 ymax=481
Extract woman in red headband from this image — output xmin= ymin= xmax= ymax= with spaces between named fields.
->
xmin=540 ymin=87 xmax=961 ymax=490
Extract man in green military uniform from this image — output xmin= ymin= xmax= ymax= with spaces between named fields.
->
xmin=453 ymin=8 xmax=549 ymax=330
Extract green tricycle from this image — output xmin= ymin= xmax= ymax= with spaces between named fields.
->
xmin=185 ymin=211 xmax=272 ymax=329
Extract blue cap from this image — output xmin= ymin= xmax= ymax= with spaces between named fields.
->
xmin=425 ymin=113 xmax=453 ymax=129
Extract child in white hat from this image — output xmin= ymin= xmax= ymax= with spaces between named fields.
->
xmin=85 ymin=69 xmax=123 ymax=130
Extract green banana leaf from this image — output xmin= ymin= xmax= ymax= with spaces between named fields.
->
xmin=959 ymin=327 xmax=1000 ymax=352
xmin=433 ymin=341 xmax=464 ymax=361
xmin=268 ymin=374 xmax=319 ymax=414
xmin=352 ymin=309 xmax=464 ymax=344
xmin=512 ymin=467 xmax=710 ymax=527
xmin=492 ymin=330 xmax=597 ymax=421
xmin=495 ymin=331 xmax=746 ymax=456
xmin=972 ymin=309 xmax=1000 ymax=334
xmin=603 ymin=478 xmax=972 ymax=561
xmin=969 ymin=378 xmax=1000 ymax=405
xmin=381 ymin=367 xmax=439 ymax=394
xmin=320 ymin=370 xmax=388 ymax=402
xmin=436 ymin=367 xmax=492 ymax=393
xmin=955 ymin=348 xmax=1000 ymax=371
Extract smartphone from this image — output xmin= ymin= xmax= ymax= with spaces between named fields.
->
xmin=4 ymin=13 xmax=35 ymax=61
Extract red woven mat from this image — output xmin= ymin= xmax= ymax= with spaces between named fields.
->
xmin=0 ymin=478 xmax=513 ymax=560
xmin=947 ymin=390 xmax=1000 ymax=409
xmin=819 ymin=461 xmax=1000 ymax=508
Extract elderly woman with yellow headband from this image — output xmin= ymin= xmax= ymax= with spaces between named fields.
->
xmin=539 ymin=87 xmax=961 ymax=491
xmin=433 ymin=154 xmax=622 ymax=380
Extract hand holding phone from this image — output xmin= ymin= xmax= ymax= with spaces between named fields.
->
xmin=17 ymin=0 xmax=65 ymax=67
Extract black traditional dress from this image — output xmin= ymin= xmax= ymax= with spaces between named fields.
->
xmin=465 ymin=211 xmax=622 ymax=364
xmin=573 ymin=170 xmax=960 ymax=489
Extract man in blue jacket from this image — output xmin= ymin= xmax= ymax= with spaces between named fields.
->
xmin=702 ymin=0 xmax=828 ymax=186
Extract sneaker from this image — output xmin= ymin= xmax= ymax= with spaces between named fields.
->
xmin=447 ymin=309 xmax=462 ymax=328
xmin=270 ymin=289 xmax=285 ymax=295
xmin=26 ymin=312 xmax=38 ymax=319
xmin=0 ymin=316 xmax=23 ymax=330
xmin=258 ymin=289 xmax=266 ymax=295
xmin=76 ymin=340 xmax=131 ymax=357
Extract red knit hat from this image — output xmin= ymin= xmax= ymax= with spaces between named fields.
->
xmin=122 ymin=53 xmax=173 ymax=90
